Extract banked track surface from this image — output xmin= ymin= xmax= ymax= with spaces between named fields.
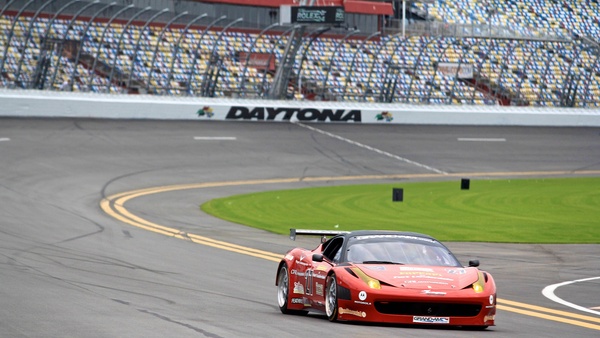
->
xmin=1 ymin=118 xmax=600 ymax=337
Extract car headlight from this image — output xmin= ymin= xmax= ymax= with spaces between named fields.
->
xmin=350 ymin=267 xmax=381 ymax=289
xmin=472 ymin=272 xmax=485 ymax=293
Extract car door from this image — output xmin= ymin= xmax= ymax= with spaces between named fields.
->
xmin=308 ymin=237 xmax=344 ymax=308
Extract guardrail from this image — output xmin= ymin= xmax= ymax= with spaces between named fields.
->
xmin=1 ymin=89 xmax=598 ymax=126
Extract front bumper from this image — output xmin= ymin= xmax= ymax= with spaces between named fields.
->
xmin=336 ymin=286 xmax=496 ymax=327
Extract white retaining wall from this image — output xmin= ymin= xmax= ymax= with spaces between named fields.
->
xmin=1 ymin=89 xmax=600 ymax=126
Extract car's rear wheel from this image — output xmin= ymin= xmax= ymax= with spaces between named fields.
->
xmin=325 ymin=273 xmax=338 ymax=321
xmin=277 ymin=265 xmax=307 ymax=315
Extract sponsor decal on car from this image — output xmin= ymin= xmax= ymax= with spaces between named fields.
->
xmin=421 ymin=290 xmax=447 ymax=296
xmin=354 ymin=234 xmax=436 ymax=243
xmin=358 ymin=291 xmax=368 ymax=301
xmin=413 ymin=316 xmax=450 ymax=324
xmin=291 ymin=298 xmax=305 ymax=304
xmin=401 ymin=280 xmax=450 ymax=285
xmin=365 ymin=265 xmax=386 ymax=271
xmin=316 ymin=265 xmax=328 ymax=271
xmin=445 ymin=268 xmax=467 ymax=274
xmin=315 ymin=282 xmax=324 ymax=296
xmin=290 ymin=269 xmax=304 ymax=276
xmin=397 ymin=271 xmax=441 ymax=277
xmin=339 ymin=307 xmax=366 ymax=318
xmin=293 ymin=282 xmax=304 ymax=294
xmin=284 ymin=254 xmax=294 ymax=261
xmin=400 ymin=267 xmax=434 ymax=272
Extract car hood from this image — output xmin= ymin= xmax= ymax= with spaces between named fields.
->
xmin=354 ymin=264 xmax=479 ymax=290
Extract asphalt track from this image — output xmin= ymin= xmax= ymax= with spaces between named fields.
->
xmin=1 ymin=117 xmax=599 ymax=337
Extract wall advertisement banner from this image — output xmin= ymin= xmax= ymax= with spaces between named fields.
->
xmin=1 ymin=89 xmax=598 ymax=126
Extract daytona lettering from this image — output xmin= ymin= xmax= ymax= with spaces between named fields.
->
xmin=226 ymin=106 xmax=361 ymax=122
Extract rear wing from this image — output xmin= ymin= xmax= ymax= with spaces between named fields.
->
xmin=289 ymin=228 xmax=348 ymax=243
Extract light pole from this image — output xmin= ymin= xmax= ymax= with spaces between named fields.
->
xmin=487 ymin=1 xmax=496 ymax=84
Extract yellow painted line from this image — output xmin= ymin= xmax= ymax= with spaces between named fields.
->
xmin=100 ymin=171 xmax=600 ymax=330
xmin=497 ymin=305 xmax=600 ymax=330
xmin=498 ymin=299 xmax=600 ymax=324
xmin=101 ymin=187 xmax=284 ymax=261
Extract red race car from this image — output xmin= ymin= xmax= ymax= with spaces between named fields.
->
xmin=276 ymin=229 xmax=496 ymax=329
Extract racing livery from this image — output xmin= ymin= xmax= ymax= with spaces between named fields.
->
xmin=276 ymin=230 xmax=496 ymax=329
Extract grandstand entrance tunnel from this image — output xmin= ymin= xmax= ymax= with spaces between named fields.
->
xmin=1 ymin=0 xmax=599 ymax=107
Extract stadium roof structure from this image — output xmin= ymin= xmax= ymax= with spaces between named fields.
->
xmin=193 ymin=0 xmax=394 ymax=15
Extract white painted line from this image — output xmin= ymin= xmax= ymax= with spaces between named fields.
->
xmin=0 ymin=137 xmax=10 ymax=142
xmin=194 ymin=137 xmax=237 ymax=140
xmin=458 ymin=138 xmax=506 ymax=142
xmin=542 ymin=276 xmax=600 ymax=316
xmin=294 ymin=122 xmax=447 ymax=175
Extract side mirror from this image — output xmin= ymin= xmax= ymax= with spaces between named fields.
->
xmin=468 ymin=259 xmax=480 ymax=267
xmin=312 ymin=253 xmax=324 ymax=262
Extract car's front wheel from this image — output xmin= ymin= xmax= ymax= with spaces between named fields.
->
xmin=325 ymin=273 xmax=339 ymax=321
xmin=277 ymin=264 xmax=307 ymax=315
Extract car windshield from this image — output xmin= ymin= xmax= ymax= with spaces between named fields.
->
xmin=346 ymin=234 xmax=461 ymax=267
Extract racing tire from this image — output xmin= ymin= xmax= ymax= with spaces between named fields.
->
xmin=277 ymin=264 xmax=308 ymax=315
xmin=325 ymin=273 xmax=339 ymax=322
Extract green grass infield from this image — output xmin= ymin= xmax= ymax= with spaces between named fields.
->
xmin=200 ymin=177 xmax=600 ymax=243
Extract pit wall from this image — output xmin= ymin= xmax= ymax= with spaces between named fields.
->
xmin=1 ymin=89 xmax=599 ymax=126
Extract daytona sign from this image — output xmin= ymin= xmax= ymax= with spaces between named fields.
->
xmin=225 ymin=106 xmax=361 ymax=122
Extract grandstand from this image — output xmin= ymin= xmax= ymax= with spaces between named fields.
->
xmin=0 ymin=0 xmax=599 ymax=107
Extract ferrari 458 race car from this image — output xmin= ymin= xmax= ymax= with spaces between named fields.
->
xmin=276 ymin=229 xmax=496 ymax=329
